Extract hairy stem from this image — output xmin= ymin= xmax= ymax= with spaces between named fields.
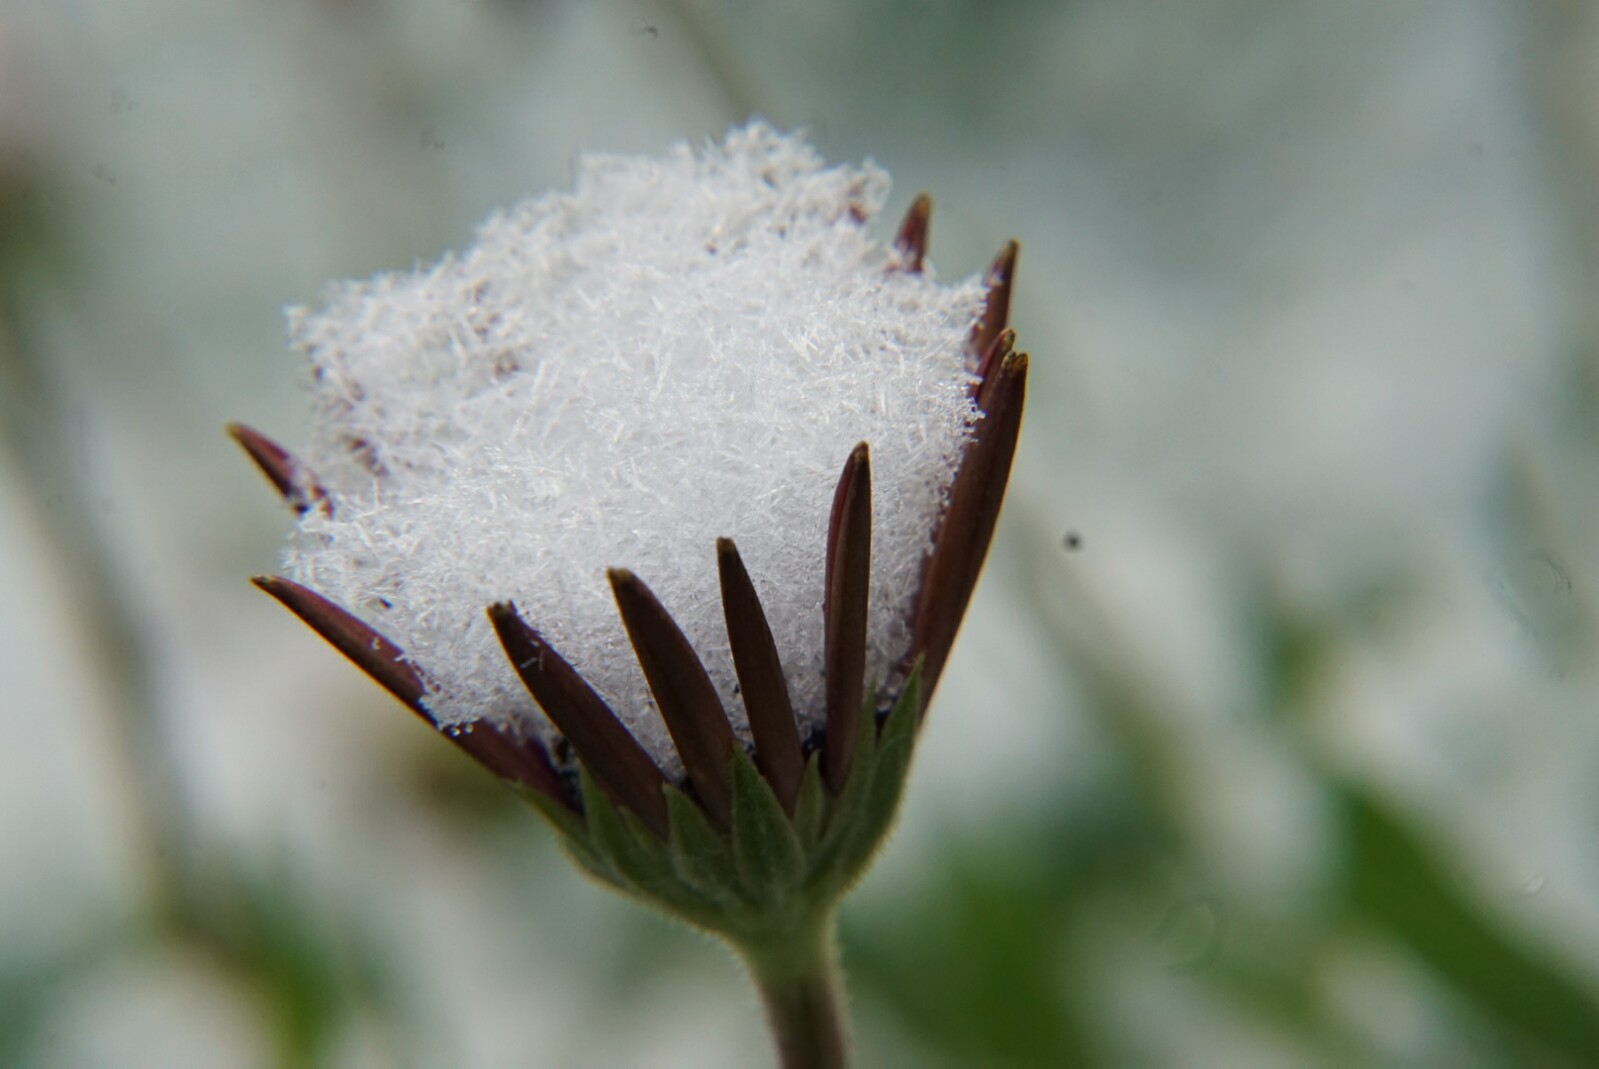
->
xmin=740 ymin=914 xmax=850 ymax=1069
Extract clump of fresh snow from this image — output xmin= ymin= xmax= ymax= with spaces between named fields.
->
xmin=284 ymin=122 xmax=983 ymax=772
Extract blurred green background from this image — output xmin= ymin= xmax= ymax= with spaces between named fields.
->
xmin=6 ymin=1 xmax=1599 ymax=1065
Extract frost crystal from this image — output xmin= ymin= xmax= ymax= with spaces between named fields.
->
xmin=283 ymin=123 xmax=984 ymax=770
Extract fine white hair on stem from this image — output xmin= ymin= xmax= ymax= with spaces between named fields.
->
xmin=283 ymin=122 xmax=983 ymax=773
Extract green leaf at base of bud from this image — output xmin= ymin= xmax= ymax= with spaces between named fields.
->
xmin=527 ymin=661 xmax=924 ymax=947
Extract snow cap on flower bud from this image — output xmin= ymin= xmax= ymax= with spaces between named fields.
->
xmin=281 ymin=123 xmax=984 ymax=771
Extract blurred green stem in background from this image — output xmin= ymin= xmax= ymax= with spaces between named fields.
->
xmin=0 ymin=148 xmax=389 ymax=1069
xmin=660 ymin=0 xmax=764 ymax=119
xmin=0 ymin=162 xmax=193 ymax=928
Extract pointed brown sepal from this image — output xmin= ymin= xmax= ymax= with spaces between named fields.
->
xmin=969 ymin=240 xmax=1018 ymax=370
xmin=254 ymin=577 xmax=573 ymax=809
xmin=253 ymin=575 xmax=426 ymax=713
xmin=911 ymin=349 xmax=1028 ymax=704
xmin=717 ymin=538 xmax=803 ymax=813
xmin=893 ymin=193 xmax=932 ymax=273
xmin=442 ymin=719 xmax=572 ymax=810
xmin=608 ymin=569 xmax=737 ymax=830
xmin=228 ymin=423 xmax=328 ymax=516
xmin=823 ymin=442 xmax=871 ymax=794
xmin=488 ymin=602 xmax=669 ymax=838
xmin=971 ymin=327 xmax=1016 ymax=402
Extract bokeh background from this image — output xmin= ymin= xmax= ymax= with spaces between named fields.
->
xmin=6 ymin=1 xmax=1599 ymax=1065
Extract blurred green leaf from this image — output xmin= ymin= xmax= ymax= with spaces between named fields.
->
xmin=0 ymin=930 xmax=118 ymax=1068
xmin=1338 ymin=786 xmax=1599 ymax=1064
xmin=843 ymin=818 xmax=1117 ymax=1067
xmin=176 ymin=854 xmax=401 ymax=1069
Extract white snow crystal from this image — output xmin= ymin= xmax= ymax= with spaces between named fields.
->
xmin=283 ymin=122 xmax=984 ymax=772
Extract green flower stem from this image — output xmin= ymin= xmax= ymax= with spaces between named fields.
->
xmin=739 ymin=911 xmax=850 ymax=1069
